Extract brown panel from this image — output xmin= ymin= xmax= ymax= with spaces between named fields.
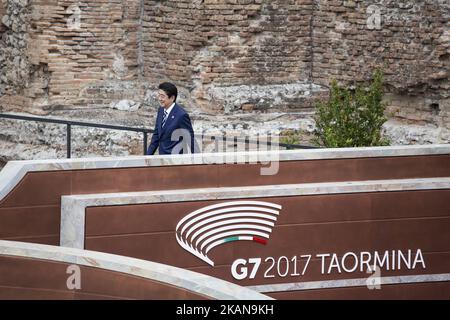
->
xmin=217 ymin=155 xmax=450 ymax=186
xmin=268 ymin=282 xmax=450 ymax=300
xmin=0 ymin=206 xmax=60 ymax=238
xmin=1 ymin=154 xmax=449 ymax=250
xmin=0 ymin=287 xmax=75 ymax=300
xmin=85 ymin=232 xmax=187 ymax=265
xmin=0 ymin=171 xmax=71 ymax=207
xmin=79 ymin=266 xmax=207 ymax=300
xmin=71 ymin=165 xmax=219 ymax=194
xmin=371 ymin=190 xmax=450 ymax=218
xmin=0 ymin=255 xmax=209 ymax=300
xmin=275 ymin=190 xmax=450 ymax=225
xmin=229 ymin=218 xmax=450 ymax=262
xmin=86 ymin=201 xmax=214 ymax=236
xmin=2 ymin=155 xmax=449 ymax=208
xmin=85 ymin=217 xmax=450 ymax=269
xmin=85 ymin=190 xmax=450 ymax=270
xmin=5 ymin=235 xmax=60 ymax=246
xmin=0 ymin=256 xmax=71 ymax=290
xmin=85 ymin=190 xmax=450 ymax=237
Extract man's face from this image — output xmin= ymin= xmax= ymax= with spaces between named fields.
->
xmin=158 ymin=90 xmax=175 ymax=108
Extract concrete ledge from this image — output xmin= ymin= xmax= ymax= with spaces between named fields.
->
xmin=2 ymin=144 xmax=450 ymax=202
xmin=60 ymin=177 xmax=450 ymax=249
xmin=0 ymin=240 xmax=272 ymax=300
xmin=248 ymin=273 xmax=450 ymax=293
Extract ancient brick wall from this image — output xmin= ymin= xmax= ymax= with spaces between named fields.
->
xmin=1 ymin=0 xmax=146 ymax=111
xmin=37 ymin=0 xmax=144 ymax=109
xmin=141 ymin=0 xmax=317 ymax=112
xmin=313 ymin=0 xmax=448 ymax=89
xmin=142 ymin=0 xmax=313 ymax=84
xmin=0 ymin=0 xmax=448 ymax=124
xmin=312 ymin=0 xmax=449 ymax=129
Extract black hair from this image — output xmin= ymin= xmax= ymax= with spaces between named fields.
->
xmin=158 ymin=82 xmax=178 ymax=102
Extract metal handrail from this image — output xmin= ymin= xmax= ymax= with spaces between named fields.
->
xmin=0 ymin=113 xmax=152 ymax=158
xmin=0 ymin=113 xmax=317 ymax=158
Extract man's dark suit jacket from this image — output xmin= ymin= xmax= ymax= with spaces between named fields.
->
xmin=147 ymin=103 xmax=196 ymax=155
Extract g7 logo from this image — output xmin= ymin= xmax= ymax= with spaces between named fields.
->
xmin=231 ymin=258 xmax=262 ymax=280
xmin=231 ymin=255 xmax=312 ymax=280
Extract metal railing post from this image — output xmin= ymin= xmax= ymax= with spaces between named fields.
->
xmin=143 ymin=132 xmax=148 ymax=155
xmin=67 ymin=124 xmax=71 ymax=158
xmin=0 ymin=113 xmax=317 ymax=157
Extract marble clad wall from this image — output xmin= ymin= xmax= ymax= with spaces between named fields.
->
xmin=0 ymin=145 xmax=450 ymax=245
xmin=58 ymin=178 xmax=450 ymax=300
xmin=0 ymin=240 xmax=270 ymax=300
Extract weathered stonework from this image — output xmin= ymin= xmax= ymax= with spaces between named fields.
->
xmin=0 ymin=0 xmax=449 ymax=165
xmin=0 ymin=0 xmax=450 ymax=111
xmin=312 ymin=0 xmax=449 ymax=133
xmin=1 ymin=0 xmax=144 ymax=111
xmin=2 ymin=0 xmax=446 ymax=115
xmin=0 ymin=0 xmax=31 ymax=98
xmin=0 ymin=1 xmax=6 ymax=42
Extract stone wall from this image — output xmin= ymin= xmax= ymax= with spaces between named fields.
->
xmin=0 ymin=0 xmax=31 ymax=101
xmin=0 ymin=0 xmax=4 ymax=99
xmin=0 ymin=1 xmax=5 ymax=34
xmin=0 ymin=0 xmax=449 ymax=136
xmin=0 ymin=0 xmax=147 ymax=112
xmin=314 ymin=1 xmax=448 ymax=88
xmin=313 ymin=0 xmax=449 ymax=132
xmin=142 ymin=0 xmax=321 ymax=112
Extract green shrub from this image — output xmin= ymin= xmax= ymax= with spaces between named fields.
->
xmin=280 ymin=130 xmax=301 ymax=146
xmin=313 ymin=69 xmax=389 ymax=147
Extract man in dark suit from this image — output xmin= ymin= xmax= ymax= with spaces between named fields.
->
xmin=147 ymin=82 xmax=197 ymax=155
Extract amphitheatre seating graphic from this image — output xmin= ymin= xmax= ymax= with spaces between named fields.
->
xmin=1 ymin=145 xmax=450 ymax=299
xmin=175 ymin=200 xmax=282 ymax=267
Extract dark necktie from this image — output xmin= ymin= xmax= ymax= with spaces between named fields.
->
xmin=162 ymin=109 xmax=168 ymax=127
